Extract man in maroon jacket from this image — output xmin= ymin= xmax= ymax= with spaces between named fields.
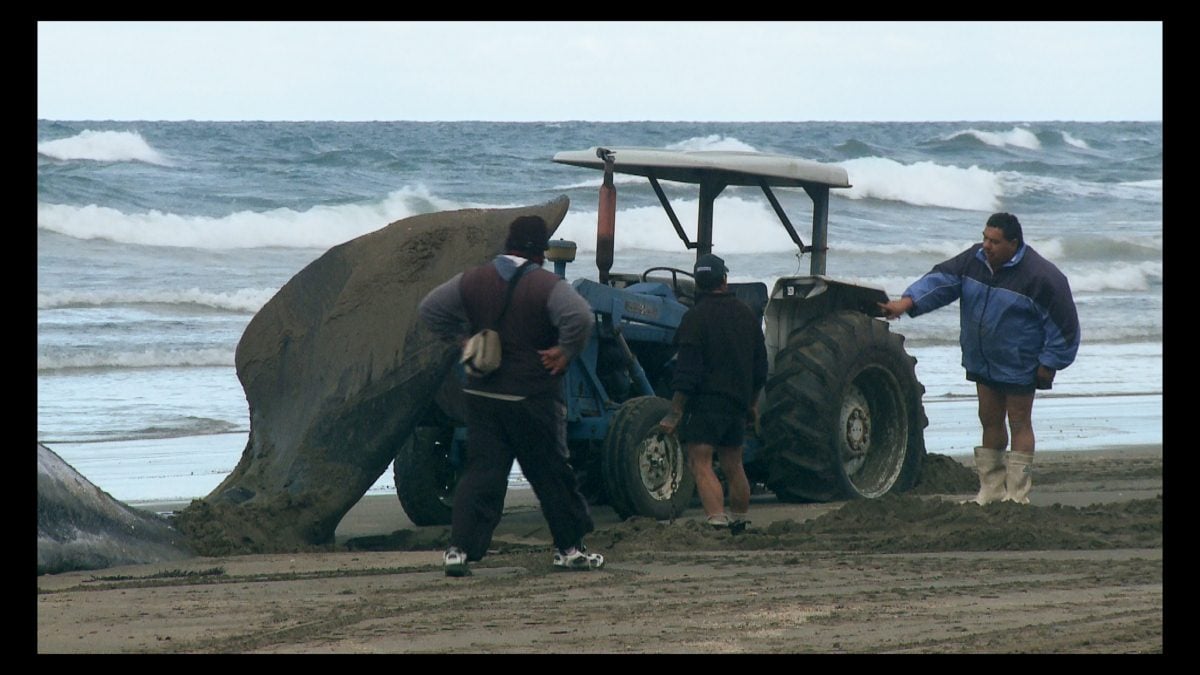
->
xmin=419 ymin=216 xmax=603 ymax=577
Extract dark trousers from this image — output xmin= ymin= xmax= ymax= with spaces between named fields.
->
xmin=451 ymin=394 xmax=594 ymax=560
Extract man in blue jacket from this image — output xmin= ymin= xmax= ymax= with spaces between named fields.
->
xmin=878 ymin=213 xmax=1080 ymax=505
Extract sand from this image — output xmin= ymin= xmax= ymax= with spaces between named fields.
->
xmin=36 ymin=447 xmax=1165 ymax=654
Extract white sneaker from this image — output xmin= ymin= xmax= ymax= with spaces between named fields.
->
xmin=706 ymin=513 xmax=731 ymax=527
xmin=553 ymin=545 xmax=605 ymax=570
xmin=443 ymin=546 xmax=471 ymax=577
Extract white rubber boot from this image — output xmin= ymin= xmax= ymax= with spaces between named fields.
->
xmin=968 ymin=447 xmax=1008 ymax=505
xmin=1004 ymin=452 xmax=1034 ymax=504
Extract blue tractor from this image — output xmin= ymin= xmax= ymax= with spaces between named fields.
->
xmin=395 ymin=147 xmax=927 ymax=524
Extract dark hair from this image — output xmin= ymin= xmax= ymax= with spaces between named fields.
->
xmin=504 ymin=215 xmax=550 ymax=257
xmin=985 ymin=212 xmax=1023 ymax=246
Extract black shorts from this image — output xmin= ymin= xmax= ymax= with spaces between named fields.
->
xmin=966 ymin=372 xmax=1036 ymax=396
xmin=678 ymin=395 xmax=747 ymax=447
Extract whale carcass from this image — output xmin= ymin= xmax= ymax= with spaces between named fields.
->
xmin=174 ymin=198 xmax=569 ymax=554
xmin=38 ymin=443 xmax=194 ymax=574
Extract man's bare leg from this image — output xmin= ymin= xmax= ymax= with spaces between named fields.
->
xmin=716 ymin=445 xmax=750 ymax=516
xmin=1005 ymin=391 xmax=1036 ymax=455
xmin=976 ymin=382 xmax=1009 ymax=451
xmin=1003 ymin=390 xmax=1036 ymax=503
xmin=687 ymin=443 xmax=725 ymax=519
xmin=971 ymin=383 xmax=1011 ymax=504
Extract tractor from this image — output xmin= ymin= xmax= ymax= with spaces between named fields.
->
xmin=395 ymin=147 xmax=927 ymax=524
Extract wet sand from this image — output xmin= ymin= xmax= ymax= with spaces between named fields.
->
xmin=36 ymin=446 xmax=1165 ymax=653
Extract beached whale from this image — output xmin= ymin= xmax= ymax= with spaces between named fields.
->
xmin=173 ymin=198 xmax=569 ymax=554
xmin=38 ymin=443 xmax=194 ymax=574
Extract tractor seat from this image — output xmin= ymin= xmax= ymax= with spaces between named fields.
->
xmin=728 ymin=282 xmax=769 ymax=324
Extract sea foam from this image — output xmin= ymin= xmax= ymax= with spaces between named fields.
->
xmin=37 ymin=129 xmax=171 ymax=165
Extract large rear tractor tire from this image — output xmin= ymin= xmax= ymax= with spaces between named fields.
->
xmin=760 ymin=311 xmax=926 ymax=502
xmin=602 ymin=396 xmax=696 ymax=520
xmin=394 ymin=426 xmax=460 ymax=526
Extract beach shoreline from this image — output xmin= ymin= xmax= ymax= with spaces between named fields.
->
xmin=50 ymin=391 xmax=1162 ymax=508
xmin=128 ymin=443 xmax=1164 ymax=539
xmin=38 ymin=443 xmax=1165 ymax=654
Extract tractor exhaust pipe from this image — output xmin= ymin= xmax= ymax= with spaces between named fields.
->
xmin=596 ymin=147 xmax=616 ymax=285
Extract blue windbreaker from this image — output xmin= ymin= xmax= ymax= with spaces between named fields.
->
xmin=903 ymin=243 xmax=1080 ymax=386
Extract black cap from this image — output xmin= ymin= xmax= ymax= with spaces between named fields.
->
xmin=693 ymin=253 xmax=727 ymax=290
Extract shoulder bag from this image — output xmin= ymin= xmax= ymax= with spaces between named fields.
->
xmin=461 ymin=261 xmax=535 ymax=377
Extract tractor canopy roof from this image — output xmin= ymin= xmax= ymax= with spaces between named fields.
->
xmin=552 ymin=147 xmax=851 ymax=190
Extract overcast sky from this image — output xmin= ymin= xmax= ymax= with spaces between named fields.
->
xmin=36 ymin=21 xmax=1163 ymax=122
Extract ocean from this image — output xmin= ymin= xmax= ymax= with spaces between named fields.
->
xmin=36 ymin=120 xmax=1163 ymax=504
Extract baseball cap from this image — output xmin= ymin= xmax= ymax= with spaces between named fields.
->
xmin=693 ymin=253 xmax=727 ymax=289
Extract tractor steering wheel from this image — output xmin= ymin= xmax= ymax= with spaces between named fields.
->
xmin=640 ymin=266 xmax=696 ymax=303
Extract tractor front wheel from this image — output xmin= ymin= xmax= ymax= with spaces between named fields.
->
xmin=602 ymin=396 xmax=696 ymax=520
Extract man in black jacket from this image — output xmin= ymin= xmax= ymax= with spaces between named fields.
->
xmin=658 ymin=254 xmax=767 ymax=530
xmin=418 ymin=215 xmax=603 ymax=576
